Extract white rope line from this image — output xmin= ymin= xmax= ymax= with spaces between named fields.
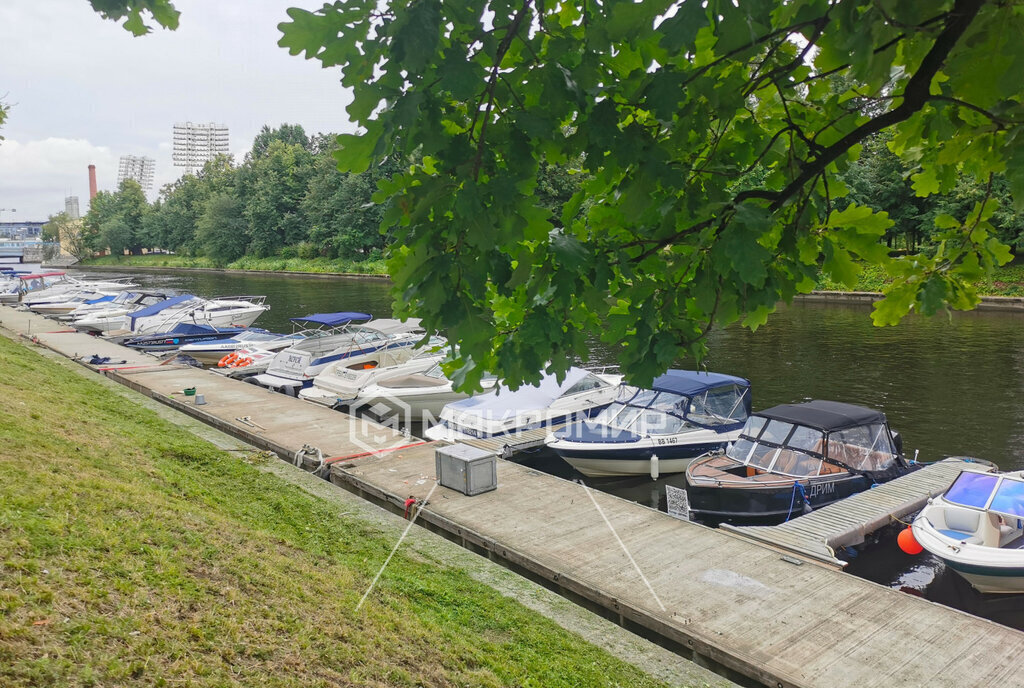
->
xmin=355 ymin=480 xmax=439 ymax=612
xmin=580 ymin=482 xmax=667 ymax=612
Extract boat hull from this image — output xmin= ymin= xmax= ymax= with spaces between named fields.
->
xmin=685 ymin=473 xmax=874 ymax=525
xmin=553 ymin=441 xmax=730 ymax=477
xmin=942 ymin=560 xmax=1024 ymax=594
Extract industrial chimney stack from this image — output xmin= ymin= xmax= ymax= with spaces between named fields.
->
xmin=88 ymin=164 xmax=98 ymax=200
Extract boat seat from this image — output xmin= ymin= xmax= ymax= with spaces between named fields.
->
xmin=941 ymin=507 xmax=983 ymax=544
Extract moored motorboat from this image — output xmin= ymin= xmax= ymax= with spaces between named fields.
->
xmin=685 ymin=400 xmax=916 ymax=525
xmin=298 ymin=336 xmax=447 ymax=408
xmin=424 ymin=367 xmax=622 ymax=442
xmin=177 ymin=330 xmax=302 ymax=366
xmin=249 ymin=315 xmax=423 ymax=395
xmin=345 ymin=360 xmax=499 ymax=424
xmin=122 ymin=323 xmax=258 ymax=352
xmin=546 ymin=370 xmax=751 ymax=477
xmin=121 ymin=294 xmax=269 ymax=335
xmin=912 ymin=469 xmax=1024 ymax=594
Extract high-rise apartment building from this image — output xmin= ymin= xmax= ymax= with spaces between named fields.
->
xmin=172 ymin=122 xmax=229 ymax=175
xmin=117 ymin=155 xmax=156 ymax=191
xmin=64 ymin=196 xmax=80 ymax=220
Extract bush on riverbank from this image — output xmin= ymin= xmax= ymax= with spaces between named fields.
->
xmin=82 ymin=253 xmax=389 ymax=275
xmin=0 ymin=336 xmax=668 ymax=688
xmin=817 ymin=262 xmax=1024 ymax=297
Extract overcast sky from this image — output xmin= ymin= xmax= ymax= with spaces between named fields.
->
xmin=0 ymin=0 xmax=356 ymax=220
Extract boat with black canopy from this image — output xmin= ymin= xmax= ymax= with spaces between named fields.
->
xmin=684 ymin=400 xmax=915 ymax=524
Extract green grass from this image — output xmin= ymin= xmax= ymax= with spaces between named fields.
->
xmin=816 ymin=262 xmax=1024 ymax=297
xmin=0 ymin=336 xmax=671 ymax=688
xmin=82 ymin=254 xmax=389 ymax=276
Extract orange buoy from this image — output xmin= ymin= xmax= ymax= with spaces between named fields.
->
xmin=897 ymin=525 xmax=923 ymax=555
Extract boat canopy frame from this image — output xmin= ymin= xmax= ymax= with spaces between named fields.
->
xmin=729 ymin=402 xmax=902 ymax=479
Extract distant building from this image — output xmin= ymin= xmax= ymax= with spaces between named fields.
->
xmin=117 ymin=155 xmax=156 ymax=192
xmin=172 ymin=122 xmax=229 ymax=175
xmin=65 ymin=196 xmax=80 ymax=220
xmin=0 ymin=221 xmax=46 ymax=239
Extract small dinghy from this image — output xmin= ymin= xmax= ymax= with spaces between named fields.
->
xmin=912 ymin=469 xmax=1024 ymax=594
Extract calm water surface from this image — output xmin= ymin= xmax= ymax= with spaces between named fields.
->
xmin=76 ymin=267 xmax=1024 ymax=626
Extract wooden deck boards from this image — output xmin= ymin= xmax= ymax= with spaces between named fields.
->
xmin=722 ymin=458 xmax=993 ymax=566
xmin=334 ymin=445 xmax=1024 ymax=687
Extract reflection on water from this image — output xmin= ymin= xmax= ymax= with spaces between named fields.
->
xmin=73 ymin=267 xmax=1024 ymax=625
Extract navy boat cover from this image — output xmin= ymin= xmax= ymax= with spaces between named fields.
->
xmin=289 ymin=312 xmax=371 ymax=327
xmin=757 ymin=400 xmax=885 ymax=432
xmin=127 ymin=293 xmax=196 ymax=329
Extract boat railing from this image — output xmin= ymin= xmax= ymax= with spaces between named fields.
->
xmin=210 ymin=295 xmax=268 ymax=305
xmin=585 ymin=364 xmax=621 ymax=375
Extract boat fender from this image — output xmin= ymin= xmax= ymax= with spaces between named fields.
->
xmin=404 ymin=496 xmax=417 ymax=519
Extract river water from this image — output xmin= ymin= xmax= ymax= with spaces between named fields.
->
xmin=74 ymin=267 xmax=1024 ymax=627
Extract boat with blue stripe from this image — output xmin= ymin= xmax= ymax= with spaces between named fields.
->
xmin=545 ymin=370 xmax=750 ymax=477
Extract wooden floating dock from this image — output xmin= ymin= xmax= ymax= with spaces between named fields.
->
xmin=461 ymin=425 xmax=562 ymax=456
xmin=5 ymin=303 xmax=1024 ymax=687
xmin=721 ymin=458 xmax=995 ymax=567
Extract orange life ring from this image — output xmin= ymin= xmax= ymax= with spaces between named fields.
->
xmin=218 ymin=353 xmax=236 ymax=367
xmin=237 ymin=357 xmax=251 ymax=367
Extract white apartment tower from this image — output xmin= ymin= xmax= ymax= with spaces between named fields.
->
xmin=64 ymin=196 xmax=80 ymax=220
xmin=172 ymin=122 xmax=229 ymax=175
xmin=117 ymin=155 xmax=156 ymax=191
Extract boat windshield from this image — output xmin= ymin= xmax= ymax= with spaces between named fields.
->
xmin=592 ymin=383 xmax=746 ymax=435
xmin=826 ymin=423 xmax=897 ymax=472
xmin=730 ymin=415 xmax=898 ymax=476
xmin=946 ymin=471 xmax=1024 ymax=518
xmin=727 ymin=417 xmax=827 ymax=477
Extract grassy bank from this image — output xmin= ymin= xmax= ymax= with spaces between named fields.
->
xmin=816 ymin=262 xmax=1024 ymax=297
xmin=82 ymin=253 xmax=389 ymax=276
xmin=0 ymin=336 xmax=672 ymax=688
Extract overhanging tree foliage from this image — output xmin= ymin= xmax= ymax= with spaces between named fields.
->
xmin=95 ymin=0 xmax=1024 ymax=389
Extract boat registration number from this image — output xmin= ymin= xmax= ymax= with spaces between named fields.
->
xmin=655 ymin=437 xmax=679 ymax=446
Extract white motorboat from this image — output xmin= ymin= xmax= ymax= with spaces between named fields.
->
xmin=248 ymin=314 xmax=424 ymax=395
xmin=298 ymin=336 xmax=447 ymax=407
xmin=67 ymin=291 xmax=172 ymax=331
xmin=28 ymin=289 xmax=124 ymax=316
xmin=545 ymin=370 xmax=751 ymax=477
xmin=424 ymin=367 xmax=622 ymax=442
xmin=350 ymin=361 xmax=498 ymax=425
xmin=0 ymin=271 xmax=66 ymax=305
xmin=912 ymin=468 xmax=1024 ymax=594
xmin=20 ymin=276 xmax=136 ymax=308
xmin=120 ymin=294 xmax=269 ymax=335
xmin=177 ymin=330 xmax=303 ymax=366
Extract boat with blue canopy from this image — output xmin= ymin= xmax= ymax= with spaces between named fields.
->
xmin=545 ymin=370 xmax=751 ymax=477
xmin=913 ymin=469 xmax=1024 ymax=593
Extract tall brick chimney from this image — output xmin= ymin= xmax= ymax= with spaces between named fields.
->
xmin=88 ymin=164 xmax=98 ymax=200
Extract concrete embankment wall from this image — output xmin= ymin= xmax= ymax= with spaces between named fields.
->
xmin=797 ymin=291 xmax=1024 ymax=312
xmin=70 ymin=263 xmax=392 ymax=281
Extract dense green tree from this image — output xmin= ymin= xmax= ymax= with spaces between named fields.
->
xmin=839 ymin=135 xmax=928 ymax=252
xmin=271 ymin=0 xmax=1024 ymax=389
xmin=248 ymin=124 xmax=311 ymax=161
xmin=81 ymin=190 xmax=118 ymax=254
xmin=243 ymin=141 xmax=313 ymax=256
xmin=196 ymin=192 xmax=248 ymax=265
xmin=115 ymin=179 xmax=149 ymax=254
xmin=100 ymin=217 xmax=133 ymax=255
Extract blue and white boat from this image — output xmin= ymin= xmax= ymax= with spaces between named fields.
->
xmin=122 ymin=323 xmax=258 ymax=352
xmin=545 ymin=370 xmax=751 ymax=477
xmin=249 ymin=315 xmax=424 ymax=395
xmin=913 ymin=469 xmax=1024 ymax=594
xmin=424 ymin=367 xmax=622 ymax=442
